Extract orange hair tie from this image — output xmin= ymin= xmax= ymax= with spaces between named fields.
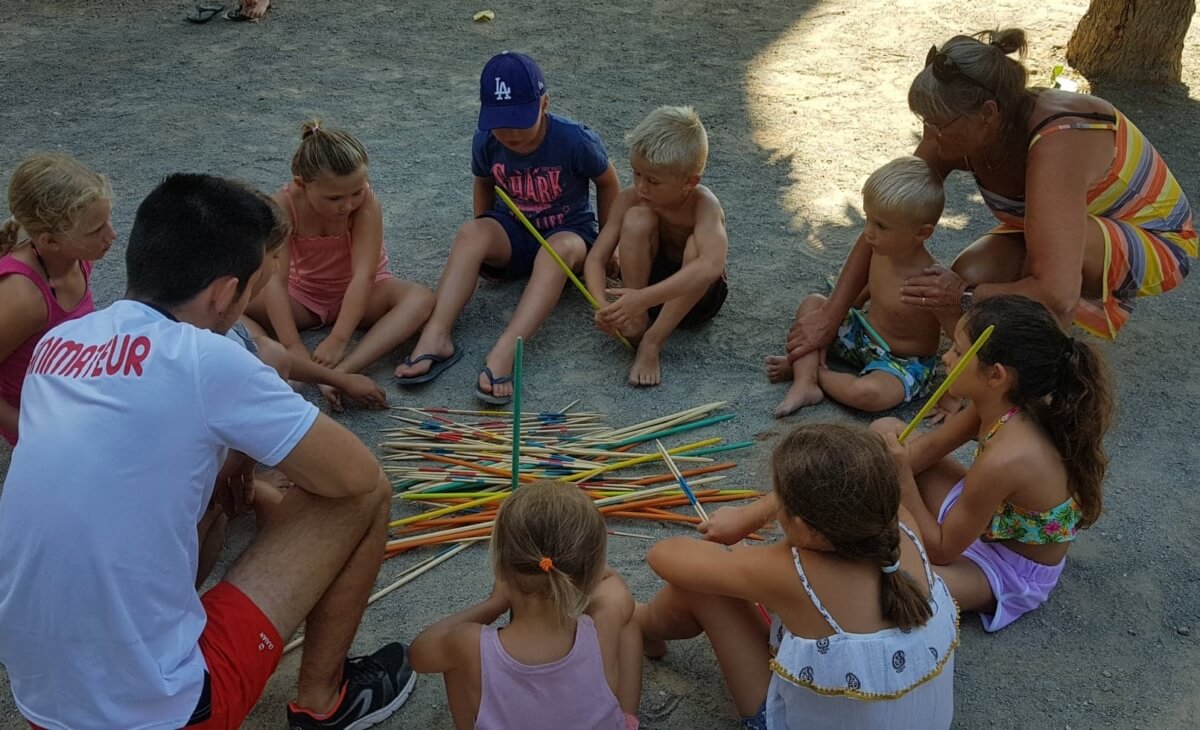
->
xmin=538 ymin=557 xmax=554 ymax=573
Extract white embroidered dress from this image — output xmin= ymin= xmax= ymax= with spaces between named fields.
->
xmin=765 ymin=524 xmax=959 ymax=730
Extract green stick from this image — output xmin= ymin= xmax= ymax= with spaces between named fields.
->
xmin=851 ymin=309 xmax=891 ymax=353
xmin=511 ymin=337 xmax=523 ymax=490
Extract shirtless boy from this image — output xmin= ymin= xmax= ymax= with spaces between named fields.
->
xmin=584 ymin=106 xmax=729 ymax=386
xmin=766 ymin=156 xmax=944 ymax=417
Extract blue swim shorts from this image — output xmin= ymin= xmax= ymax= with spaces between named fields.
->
xmin=827 ymin=308 xmax=937 ymax=403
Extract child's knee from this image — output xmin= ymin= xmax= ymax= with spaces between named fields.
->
xmin=799 ymin=292 xmax=829 ymax=313
xmin=847 ymin=374 xmax=905 ymax=412
xmin=257 ymin=337 xmax=291 ymax=380
xmin=545 ymin=233 xmax=588 ymax=266
xmin=621 ymin=205 xmax=659 ymax=238
xmin=452 ymin=219 xmax=501 ymax=255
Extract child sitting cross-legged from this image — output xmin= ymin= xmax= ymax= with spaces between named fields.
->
xmin=766 ymin=156 xmax=944 ymax=417
xmin=583 ymin=106 xmax=729 ymax=387
xmin=637 ymin=424 xmax=957 ymax=730
xmin=410 ymin=481 xmax=643 ymax=730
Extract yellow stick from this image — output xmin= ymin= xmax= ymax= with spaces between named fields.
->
xmin=494 ymin=186 xmax=634 ymax=351
xmin=898 ymin=324 xmax=996 ymax=443
xmin=565 ymin=437 xmax=722 ymax=483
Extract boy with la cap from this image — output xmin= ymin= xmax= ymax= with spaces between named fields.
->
xmin=394 ymin=51 xmax=620 ymax=404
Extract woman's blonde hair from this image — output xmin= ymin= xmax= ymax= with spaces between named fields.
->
xmin=908 ymin=28 xmax=1035 ymax=139
xmin=491 ymin=481 xmax=607 ymax=622
xmin=2 ymin=153 xmax=111 ymax=255
xmin=290 ymin=119 xmax=369 ymax=182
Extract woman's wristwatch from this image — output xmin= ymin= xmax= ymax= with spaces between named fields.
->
xmin=959 ymin=284 xmax=978 ymax=312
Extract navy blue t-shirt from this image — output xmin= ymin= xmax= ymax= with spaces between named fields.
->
xmin=472 ymin=113 xmax=610 ymax=233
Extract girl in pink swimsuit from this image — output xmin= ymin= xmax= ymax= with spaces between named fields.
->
xmin=0 ymin=153 xmax=115 ymax=445
xmin=244 ymin=121 xmax=433 ymax=404
xmin=410 ymin=481 xmax=642 ymax=730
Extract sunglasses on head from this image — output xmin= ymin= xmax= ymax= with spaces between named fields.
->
xmin=925 ymin=45 xmax=996 ymax=96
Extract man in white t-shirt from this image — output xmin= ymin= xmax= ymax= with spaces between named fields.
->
xmin=0 ymin=175 xmax=413 ymax=730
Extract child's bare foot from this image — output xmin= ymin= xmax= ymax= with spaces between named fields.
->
xmin=229 ymin=0 xmax=270 ymax=20
xmin=257 ymin=468 xmax=293 ymax=491
xmin=395 ymin=330 xmax=455 ymax=380
xmin=773 ymin=380 xmax=824 ymax=418
xmin=643 ymin=636 xmax=668 ymax=659
xmin=764 ymin=355 xmax=795 ymax=383
xmin=926 ymin=392 xmax=966 ymax=424
xmin=628 ymin=341 xmax=662 ymax=387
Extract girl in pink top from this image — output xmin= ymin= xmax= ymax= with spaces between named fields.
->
xmin=244 ymin=120 xmax=434 ymax=406
xmin=0 ymin=154 xmax=115 ymax=444
xmin=411 ymin=481 xmax=643 ymax=730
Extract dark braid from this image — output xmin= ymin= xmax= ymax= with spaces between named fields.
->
xmin=772 ymin=424 xmax=933 ymax=630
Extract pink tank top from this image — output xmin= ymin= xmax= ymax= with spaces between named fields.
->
xmin=282 ymin=183 xmax=390 ymax=295
xmin=0 ymin=255 xmax=96 ymax=444
xmin=475 ymin=614 xmax=625 ymax=730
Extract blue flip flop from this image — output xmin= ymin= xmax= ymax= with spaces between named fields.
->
xmin=394 ymin=348 xmax=463 ymax=386
xmin=475 ymin=366 xmax=513 ymax=405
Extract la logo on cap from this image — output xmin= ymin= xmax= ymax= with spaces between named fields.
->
xmin=494 ymin=77 xmax=512 ymax=101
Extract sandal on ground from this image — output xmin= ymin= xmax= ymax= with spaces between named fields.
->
xmin=394 ymin=348 xmax=463 ymax=386
xmin=475 ymin=366 xmax=513 ymax=405
xmin=185 ymin=4 xmax=224 ymax=23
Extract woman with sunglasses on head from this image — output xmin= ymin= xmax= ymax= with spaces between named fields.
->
xmin=791 ymin=29 xmax=1194 ymax=359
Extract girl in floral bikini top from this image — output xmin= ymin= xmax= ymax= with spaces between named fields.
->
xmin=877 ymin=295 xmax=1114 ymax=631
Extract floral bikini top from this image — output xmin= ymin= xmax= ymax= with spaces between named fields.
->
xmin=977 ymin=408 xmax=1083 ymax=545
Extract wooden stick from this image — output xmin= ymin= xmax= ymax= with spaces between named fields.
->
xmin=284 ymin=542 xmax=473 ymax=654
xmin=899 ymin=324 xmax=995 ymax=443
xmin=494 ymin=185 xmax=633 ymax=350
xmin=655 ymin=439 xmax=709 ymax=521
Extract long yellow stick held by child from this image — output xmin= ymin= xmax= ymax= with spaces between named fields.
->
xmin=494 ymin=185 xmax=634 ymax=351
xmin=898 ymin=324 xmax=996 ymax=443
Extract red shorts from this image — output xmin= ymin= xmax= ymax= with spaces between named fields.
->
xmin=188 ymin=581 xmax=283 ymax=728
xmin=28 ymin=582 xmax=281 ymax=730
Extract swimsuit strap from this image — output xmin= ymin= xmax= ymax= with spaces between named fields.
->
xmin=1028 ymin=111 xmax=1118 ymax=148
xmin=897 ymin=521 xmax=935 ymax=588
xmin=975 ymin=406 xmax=1020 ymax=458
xmin=789 ymin=547 xmax=843 ymax=634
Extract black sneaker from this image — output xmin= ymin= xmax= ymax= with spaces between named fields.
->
xmin=287 ymin=642 xmax=417 ymax=730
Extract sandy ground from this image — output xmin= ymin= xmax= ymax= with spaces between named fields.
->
xmin=2 ymin=1 xmax=1199 ymax=728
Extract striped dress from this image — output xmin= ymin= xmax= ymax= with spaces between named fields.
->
xmin=978 ymin=110 xmax=1196 ymax=339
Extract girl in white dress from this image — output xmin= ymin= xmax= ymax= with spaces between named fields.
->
xmin=637 ymin=423 xmax=958 ymax=729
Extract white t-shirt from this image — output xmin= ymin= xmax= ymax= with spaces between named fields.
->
xmin=0 ymin=300 xmax=319 ymax=729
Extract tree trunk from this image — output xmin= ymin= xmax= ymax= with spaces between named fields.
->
xmin=1067 ymin=0 xmax=1196 ymax=84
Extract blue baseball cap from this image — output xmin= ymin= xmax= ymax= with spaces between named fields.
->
xmin=478 ymin=51 xmax=546 ymax=131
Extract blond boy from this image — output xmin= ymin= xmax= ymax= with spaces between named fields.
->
xmin=584 ymin=106 xmax=729 ymax=386
xmin=766 ymin=156 xmax=944 ymax=417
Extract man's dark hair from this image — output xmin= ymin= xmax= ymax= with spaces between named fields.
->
xmin=126 ymin=173 xmax=274 ymax=306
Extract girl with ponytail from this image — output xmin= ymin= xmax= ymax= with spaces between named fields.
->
xmin=410 ymin=481 xmax=642 ymax=729
xmin=874 ymin=294 xmax=1114 ymax=632
xmin=1 ymin=153 xmax=115 ymax=444
xmin=638 ymin=423 xmax=957 ymax=730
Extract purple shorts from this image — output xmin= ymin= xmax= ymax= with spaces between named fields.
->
xmin=938 ymin=480 xmax=1066 ymax=632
